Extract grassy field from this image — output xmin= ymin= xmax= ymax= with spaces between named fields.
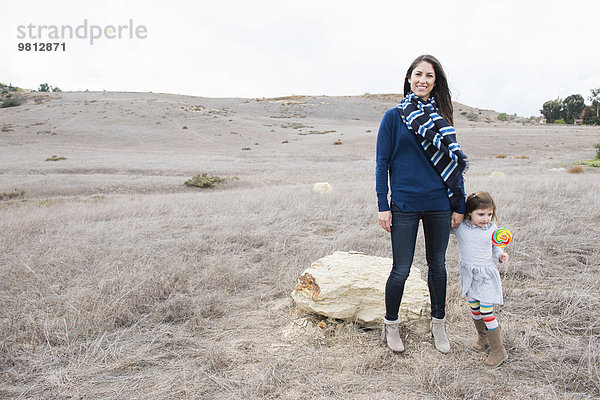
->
xmin=1 ymin=92 xmax=599 ymax=399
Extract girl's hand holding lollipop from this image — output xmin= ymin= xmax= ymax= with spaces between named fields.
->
xmin=492 ymin=228 xmax=511 ymax=263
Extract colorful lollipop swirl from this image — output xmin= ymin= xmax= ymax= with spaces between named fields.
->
xmin=492 ymin=228 xmax=512 ymax=248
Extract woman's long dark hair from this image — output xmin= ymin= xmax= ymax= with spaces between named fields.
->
xmin=403 ymin=54 xmax=454 ymax=126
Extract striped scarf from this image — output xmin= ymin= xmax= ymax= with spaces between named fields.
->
xmin=397 ymin=92 xmax=467 ymax=211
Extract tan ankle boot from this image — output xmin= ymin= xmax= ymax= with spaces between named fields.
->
xmin=484 ymin=327 xmax=508 ymax=367
xmin=431 ymin=316 xmax=450 ymax=354
xmin=472 ymin=319 xmax=488 ymax=351
xmin=382 ymin=318 xmax=404 ymax=353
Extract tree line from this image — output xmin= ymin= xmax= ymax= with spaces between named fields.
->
xmin=540 ymin=89 xmax=600 ymax=124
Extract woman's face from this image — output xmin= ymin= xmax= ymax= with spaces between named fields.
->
xmin=409 ymin=61 xmax=436 ymax=100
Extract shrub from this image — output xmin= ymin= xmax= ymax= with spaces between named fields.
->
xmin=554 ymin=119 xmax=566 ymax=124
xmin=496 ymin=154 xmax=507 ymax=159
xmin=1 ymin=96 xmax=23 ymax=108
xmin=567 ymin=165 xmax=584 ymax=174
xmin=573 ymin=145 xmax=600 ymax=167
xmin=497 ymin=113 xmax=509 ymax=121
xmin=0 ymin=189 xmax=24 ymax=201
xmin=45 ymin=155 xmax=67 ymax=161
xmin=0 ymin=83 xmax=18 ymax=94
xmin=184 ymin=173 xmax=224 ymax=188
xmin=466 ymin=112 xmax=478 ymax=121
xmin=576 ymin=160 xmax=600 ymax=167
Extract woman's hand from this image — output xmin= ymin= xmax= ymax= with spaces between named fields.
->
xmin=378 ymin=211 xmax=392 ymax=232
xmin=451 ymin=212 xmax=464 ymax=228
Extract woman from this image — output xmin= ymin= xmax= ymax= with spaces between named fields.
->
xmin=376 ymin=54 xmax=467 ymax=354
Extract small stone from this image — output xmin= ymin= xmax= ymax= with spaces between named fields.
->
xmin=312 ymin=182 xmax=332 ymax=193
xmin=489 ymin=171 xmax=506 ymax=180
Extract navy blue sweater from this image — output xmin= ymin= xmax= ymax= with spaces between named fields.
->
xmin=376 ymin=108 xmax=465 ymax=213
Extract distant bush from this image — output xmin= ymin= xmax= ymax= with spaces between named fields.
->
xmin=573 ymin=144 xmax=600 ymax=168
xmin=0 ymin=96 xmax=24 ymax=108
xmin=38 ymin=83 xmax=61 ymax=92
xmin=0 ymin=189 xmax=25 ymax=201
xmin=567 ymin=165 xmax=584 ymax=174
xmin=0 ymin=83 xmax=18 ymax=94
xmin=554 ymin=119 xmax=566 ymax=124
xmin=497 ymin=113 xmax=509 ymax=121
xmin=466 ymin=112 xmax=478 ymax=121
xmin=45 ymin=155 xmax=67 ymax=161
xmin=496 ymin=154 xmax=507 ymax=159
xmin=577 ymin=160 xmax=600 ymax=167
xmin=185 ymin=173 xmax=224 ymax=188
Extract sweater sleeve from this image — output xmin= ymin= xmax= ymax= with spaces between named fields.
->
xmin=455 ymin=174 xmax=466 ymax=214
xmin=375 ymin=111 xmax=393 ymax=212
xmin=492 ymin=243 xmax=504 ymax=262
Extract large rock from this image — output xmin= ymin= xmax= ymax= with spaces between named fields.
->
xmin=291 ymin=251 xmax=430 ymax=327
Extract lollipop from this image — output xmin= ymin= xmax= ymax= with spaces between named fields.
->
xmin=492 ymin=228 xmax=512 ymax=248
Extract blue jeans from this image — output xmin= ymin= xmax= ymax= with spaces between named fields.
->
xmin=385 ymin=204 xmax=451 ymax=321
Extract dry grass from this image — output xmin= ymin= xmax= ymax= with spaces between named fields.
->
xmin=568 ymin=165 xmax=585 ymax=174
xmin=1 ymin=175 xmax=599 ymax=399
xmin=1 ymin=92 xmax=599 ymax=399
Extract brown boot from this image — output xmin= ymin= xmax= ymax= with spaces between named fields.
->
xmin=472 ymin=319 xmax=488 ymax=351
xmin=381 ymin=318 xmax=404 ymax=353
xmin=484 ymin=327 xmax=508 ymax=367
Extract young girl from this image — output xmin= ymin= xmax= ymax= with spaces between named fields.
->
xmin=452 ymin=192 xmax=509 ymax=367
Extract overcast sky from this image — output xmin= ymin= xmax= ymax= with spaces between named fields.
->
xmin=3 ymin=0 xmax=599 ymax=117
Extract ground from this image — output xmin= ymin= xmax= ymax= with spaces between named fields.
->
xmin=1 ymin=91 xmax=599 ymax=399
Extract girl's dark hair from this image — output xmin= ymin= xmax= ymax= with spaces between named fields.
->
xmin=465 ymin=192 xmax=497 ymax=221
xmin=403 ymin=54 xmax=454 ymax=125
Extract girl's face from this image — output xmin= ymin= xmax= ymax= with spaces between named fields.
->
xmin=470 ymin=207 xmax=494 ymax=227
xmin=409 ymin=61 xmax=436 ymax=100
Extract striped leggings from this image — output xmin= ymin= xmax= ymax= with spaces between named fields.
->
xmin=468 ymin=297 xmax=498 ymax=330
